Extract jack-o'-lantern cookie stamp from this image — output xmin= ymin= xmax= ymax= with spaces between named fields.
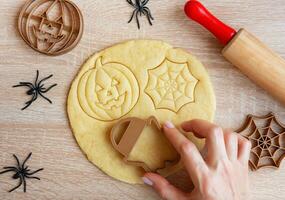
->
xmin=18 ymin=0 xmax=83 ymax=56
xmin=67 ymin=40 xmax=216 ymax=184
xmin=237 ymin=113 xmax=285 ymax=171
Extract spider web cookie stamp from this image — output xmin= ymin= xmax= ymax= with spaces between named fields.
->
xmin=18 ymin=0 xmax=83 ymax=56
xmin=77 ymin=57 xmax=140 ymax=121
xmin=145 ymin=58 xmax=198 ymax=113
xmin=237 ymin=113 xmax=285 ymax=170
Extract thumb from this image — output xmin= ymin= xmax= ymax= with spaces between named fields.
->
xmin=143 ymin=173 xmax=189 ymax=200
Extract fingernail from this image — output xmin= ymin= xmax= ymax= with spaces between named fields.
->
xmin=142 ymin=177 xmax=153 ymax=186
xmin=165 ymin=121 xmax=175 ymax=129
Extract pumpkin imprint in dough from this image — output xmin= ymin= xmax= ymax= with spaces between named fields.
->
xmin=145 ymin=58 xmax=198 ymax=113
xmin=77 ymin=57 xmax=139 ymax=121
xmin=18 ymin=0 xmax=83 ymax=56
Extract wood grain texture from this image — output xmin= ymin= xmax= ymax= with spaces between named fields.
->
xmin=222 ymin=29 xmax=285 ymax=105
xmin=0 ymin=0 xmax=284 ymax=199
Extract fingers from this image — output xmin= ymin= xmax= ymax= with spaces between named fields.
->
xmin=237 ymin=135 xmax=251 ymax=164
xmin=143 ymin=173 xmax=189 ymax=200
xmin=181 ymin=119 xmax=227 ymax=163
xmin=164 ymin=121 xmax=192 ymax=153
xmin=163 ymin=122 xmax=208 ymax=184
xmin=224 ymin=129 xmax=238 ymax=161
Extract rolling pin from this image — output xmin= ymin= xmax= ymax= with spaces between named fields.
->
xmin=184 ymin=0 xmax=285 ymax=105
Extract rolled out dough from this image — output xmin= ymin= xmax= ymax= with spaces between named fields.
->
xmin=67 ymin=40 xmax=215 ymax=184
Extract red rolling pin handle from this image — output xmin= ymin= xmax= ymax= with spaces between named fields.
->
xmin=184 ymin=0 xmax=237 ymax=45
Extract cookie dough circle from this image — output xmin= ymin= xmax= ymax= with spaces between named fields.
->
xmin=67 ymin=40 xmax=216 ymax=184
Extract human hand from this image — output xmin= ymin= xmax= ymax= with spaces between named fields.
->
xmin=143 ymin=119 xmax=251 ymax=200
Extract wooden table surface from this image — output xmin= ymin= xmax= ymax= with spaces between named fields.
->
xmin=0 ymin=0 xmax=284 ymax=199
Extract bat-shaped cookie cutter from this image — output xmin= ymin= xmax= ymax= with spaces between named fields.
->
xmin=110 ymin=116 xmax=180 ymax=173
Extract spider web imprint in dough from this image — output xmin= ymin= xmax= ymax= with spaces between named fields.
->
xmin=237 ymin=113 xmax=285 ymax=171
xmin=145 ymin=59 xmax=198 ymax=113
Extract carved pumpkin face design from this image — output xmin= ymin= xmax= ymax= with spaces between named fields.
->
xmin=18 ymin=0 xmax=83 ymax=55
xmin=77 ymin=57 xmax=139 ymax=121
xmin=94 ymin=67 xmax=125 ymax=110
xmin=38 ymin=18 xmax=62 ymax=37
xmin=32 ymin=17 xmax=65 ymax=52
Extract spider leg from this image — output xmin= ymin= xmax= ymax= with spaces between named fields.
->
xmin=141 ymin=0 xmax=149 ymax=6
xmin=9 ymin=176 xmax=23 ymax=193
xmin=13 ymin=154 xmax=21 ymax=169
xmin=39 ymin=83 xmax=45 ymax=89
xmin=35 ymin=70 xmax=39 ymax=85
xmin=19 ymin=82 xmax=33 ymax=85
xmin=23 ymin=176 xmax=26 ymax=192
xmin=38 ymin=92 xmax=52 ymax=104
xmin=13 ymin=85 xmax=32 ymax=90
xmin=25 ymin=175 xmax=40 ymax=180
xmin=22 ymin=152 xmax=32 ymax=169
xmin=128 ymin=9 xmax=137 ymax=23
xmin=3 ymin=166 xmax=17 ymax=170
xmin=0 ymin=169 xmax=16 ymax=174
xmin=135 ymin=0 xmax=141 ymax=6
xmin=134 ymin=0 xmax=139 ymax=6
xmin=26 ymin=168 xmax=44 ymax=176
xmin=143 ymin=9 xmax=153 ymax=25
xmin=40 ymin=84 xmax=57 ymax=93
xmin=144 ymin=7 xmax=154 ymax=20
xmin=22 ymin=101 xmax=33 ymax=110
xmin=19 ymin=82 xmax=34 ymax=87
xmin=22 ymin=93 xmax=38 ymax=110
xmin=13 ymin=84 xmax=24 ymax=88
xmin=38 ymin=74 xmax=53 ymax=86
xmin=13 ymin=83 xmax=34 ymax=89
xmin=126 ymin=0 xmax=135 ymax=7
xmin=135 ymin=10 xmax=141 ymax=29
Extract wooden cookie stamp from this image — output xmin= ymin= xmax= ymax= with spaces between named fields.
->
xmin=237 ymin=113 xmax=285 ymax=171
xmin=110 ymin=116 xmax=179 ymax=173
xmin=18 ymin=0 xmax=83 ymax=56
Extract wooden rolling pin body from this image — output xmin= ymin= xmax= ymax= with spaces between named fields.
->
xmin=222 ymin=29 xmax=285 ymax=104
xmin=184 ymin=0 xmax=285 ymax=105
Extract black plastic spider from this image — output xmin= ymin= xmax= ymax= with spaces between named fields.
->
xmin=13 ymin=70 xmax=57 ymax=110
xmin=127 ymin=0 xmax=154 ymax=29
xmin=0 ymin=153 xmax=44 ymax=193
